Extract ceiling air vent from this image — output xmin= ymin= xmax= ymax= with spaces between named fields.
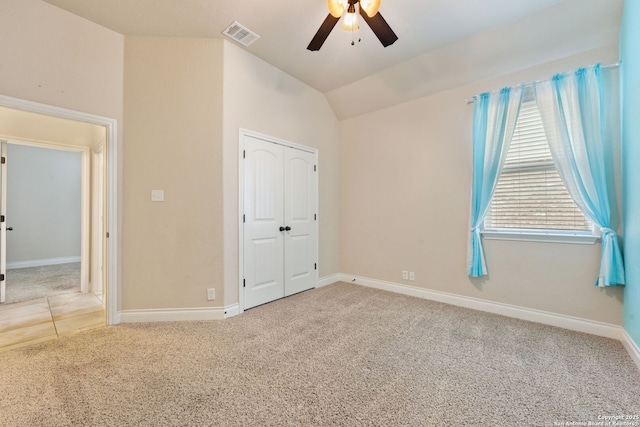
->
xmin=223 ymin=21 xmax=260 ymax=47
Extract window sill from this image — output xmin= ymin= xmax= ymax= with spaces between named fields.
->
xmin=481 ymin=230 xmax=600 ymax=245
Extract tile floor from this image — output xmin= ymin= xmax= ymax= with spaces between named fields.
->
xmin=0 ymin=292 xmax=105 ymax=352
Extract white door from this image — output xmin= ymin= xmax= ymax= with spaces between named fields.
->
xmin=98 ymin=148 xmax=105 ymax=301
xmin=91 ymin=147 xmax=105 ymax=301
xmin=0 ymin=141 xmax=7 ymax=303
xmin=243 ymin=135 xmax=318 ymax=309
xmin=243 ymin=136 xmax=286 ymax=309
xmin=284 ymin=148 xmax=317 ymax=296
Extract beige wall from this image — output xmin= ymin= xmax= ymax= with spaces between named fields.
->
xmin=1 ymin=1 xmax=621 ymax=324
xmin=0 ymin=0 xmax=123 ymax=120
xmin=122 ymin=37 xmax=224 ymax=309
xmin=222 ymin=41 xmax=340 ymax=307
xmin=0 ymin=0 xmax=124 ymax=307
xmin=339 ymin=44 xmax=623 ymax=325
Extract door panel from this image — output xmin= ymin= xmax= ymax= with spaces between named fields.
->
xmin=288 ymin=235 xmax=310 ymax=278
xmin=284 ymin=148 xmax=317 ymax=296
xmin=0 ymin=141 xmax=6 ymax=303
xmin=252 ymin=237 xmax=280 ymax=288
xmin=243 ymin=134 xmax=318 ymax=309
xmin=243 ymin=136 xmax=285 ymax=309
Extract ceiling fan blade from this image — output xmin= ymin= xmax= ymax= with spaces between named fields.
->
xmin=307 ymin=14 xmax=340 ymax=51
xmin=359 ymin=9 xmax=398 ymax=47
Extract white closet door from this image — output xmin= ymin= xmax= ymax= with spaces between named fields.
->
xmin=243 ymin=136 xmax=285 ymax=309
xmin=284 ymin=147 xmax=317 ymax=296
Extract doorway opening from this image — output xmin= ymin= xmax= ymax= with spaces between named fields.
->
xmin=0 ymin=96 xmax=119 ymax=325
xmin=3 ymin=142 xmax=88 ymax=304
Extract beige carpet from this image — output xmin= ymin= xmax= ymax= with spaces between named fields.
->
xmin=0 ymin=282 xmax=638 ymax=426
xmin=5 ymin=263 xmax=81 ymax=304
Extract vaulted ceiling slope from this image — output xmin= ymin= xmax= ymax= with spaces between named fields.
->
xmin=44 ymin=0 xmax=622 ymax=120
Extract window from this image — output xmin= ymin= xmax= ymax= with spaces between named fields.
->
xmin=483 ymin=96 xmax=594 ymax=241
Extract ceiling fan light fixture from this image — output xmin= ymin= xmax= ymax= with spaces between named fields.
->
xmin=327 ymin=0 xmax=346 ymax=18
xmin=341 ymin=3 xmax=359 ymax=32
xmin=308 ymin=0 xmax=396 ymax=51
xmin=360 ymin=0 xmax=381 ymax=17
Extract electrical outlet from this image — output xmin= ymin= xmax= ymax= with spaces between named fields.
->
xmin=409 ymin=272 xmax=415 ymax=281
xmin=207 ymin=288 xmax=215 ymax=301
xmin=402 ymin=271 xmax=409 ymax=280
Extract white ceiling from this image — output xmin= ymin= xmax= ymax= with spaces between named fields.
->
xmin=42 ymin=0 xmax=623 ymax=119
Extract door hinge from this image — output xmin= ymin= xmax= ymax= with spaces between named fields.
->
xmin=243 ymin=279 xmax=246 ymax=288
xmin=314 ymin=263 xmax=317 ymax=270
xmin=0 ymin=215 xmax=4 ymax=223
xmin=314 ymin=165 xmax=316 ymax=172
xmin=243 ymin=214 xmax=246 ymax=223
xmin=314 ymin=214 xmax=317 ymax=221
xmin=243 ymin=150 xmax=246 ymax=159
xmin=1 ymin=157 xmax=5 ymax=164
xmin=0 ymin=274 xmax=4 ymax=281
xmin=106 ymin=232 xmax=110 ymax=238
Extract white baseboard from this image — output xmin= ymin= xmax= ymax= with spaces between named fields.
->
xmin=318 ymin=274 xmax=341 ymax=288
xmin=621 ymin=329 xmax=640 ymax=371
xmin=120 ymin=305 xmax=237 ymax=323
xmin=7 ymin=256 xmax=81 ymax=270
xmin=341 ymin=274 xmax=621 ymax=340
xmin=109 ymin=311 xmax=121 ymax=325
xmin=223 ymin=303 xmax=241 ymax=318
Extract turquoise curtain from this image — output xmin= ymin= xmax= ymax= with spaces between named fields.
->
xmin=467 ymin=86 xmax=523 ymax=277
xmin=535 ymin=64 xmax=625 ymax=286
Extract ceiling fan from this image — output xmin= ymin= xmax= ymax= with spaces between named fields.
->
xmin=307 ymin=0 xmax=398 ymax=51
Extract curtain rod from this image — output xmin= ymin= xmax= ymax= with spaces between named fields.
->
xmin=464 ymin=61 xmax=621 ymax=104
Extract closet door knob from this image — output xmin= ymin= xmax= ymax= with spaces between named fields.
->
xmin=6 ymin=227 xmax=12 ymax=231
xmin=279 ymin=226 xmax=285 ymax=232
xmin=285 ymin=226 xmax=291 ymax=231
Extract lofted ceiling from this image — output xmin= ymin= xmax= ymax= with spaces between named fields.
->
xmin=42 ymin=0 xmax=623 ymax=119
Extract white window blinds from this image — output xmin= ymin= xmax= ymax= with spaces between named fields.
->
xmin=484 ymin=100 xmax=591 ymax=232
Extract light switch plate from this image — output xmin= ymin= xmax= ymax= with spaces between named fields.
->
xmin=151 ymin=189 xmax=164 ymax=202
